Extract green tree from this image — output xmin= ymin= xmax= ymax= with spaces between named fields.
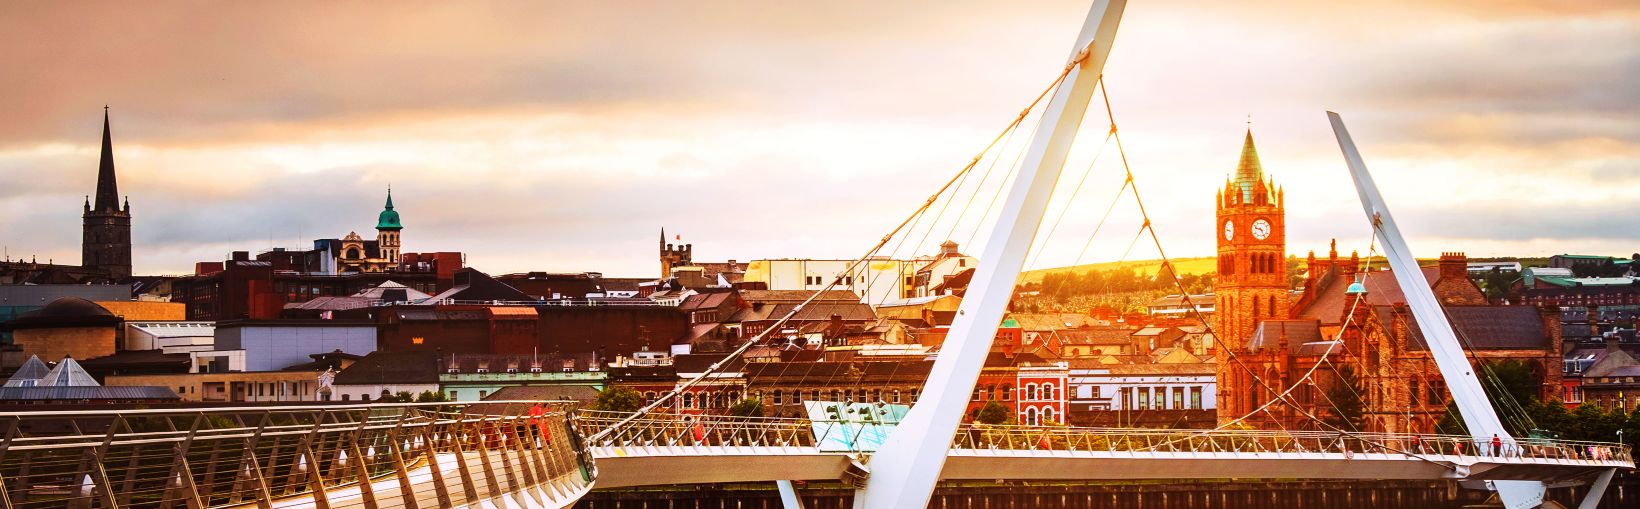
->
xmin=973 ymin=400 xmax=1012 ymax=425
xmin=592 ymin=386 xmax=643 ymax=413
xmin=415 ymin=390 xmax=449 ymax=403
xmin=1325 ymin=365 xmax=1364 ymax=430
xmin=727 ymin=398 xmax=764 ymax=418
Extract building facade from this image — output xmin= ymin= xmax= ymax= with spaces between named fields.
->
xmin=1213 ymin=130 xmax=1288 ymax=423
xmin=82 ymin=109 xmax=133 ymax=281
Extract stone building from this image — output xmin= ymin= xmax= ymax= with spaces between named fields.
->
xmin=1213 ymin=129 xmax=1290 ymax=422
xmin=1209 ymin=127 xmax=1565 ymax=433
xmin=82 ymin=108 xmax=133 ymax=281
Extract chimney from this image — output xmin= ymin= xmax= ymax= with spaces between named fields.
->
xmin=1439 ymin=252 xmax=1468 ymax=280
xmin=1587 ymin=304 xmax=1600 ymax=340
xmin=231 ymin=251 xmax=249 ymax=261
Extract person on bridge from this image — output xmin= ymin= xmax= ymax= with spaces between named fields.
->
xmin=1491 ymin=434 xmax=1502 ymax=457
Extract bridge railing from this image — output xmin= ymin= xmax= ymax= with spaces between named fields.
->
xmin=0 ymin=401 xmax=594 ymax=509
xmin=580 ymin=410 xmax=1632 ymax=466
xmin=956 ymin=425 xmax=1633 ymax=464
xmin=578 ymin=410 xmax=816 ymax=449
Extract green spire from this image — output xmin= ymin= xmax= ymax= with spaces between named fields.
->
xmin=1233 ymin=129 xmax=1265 ymax=202
xmin=376 ymin=188 xmax=402 ymax=230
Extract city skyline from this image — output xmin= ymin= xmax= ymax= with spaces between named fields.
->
xmin=1 ymin=0 xmax=1635 ymax=277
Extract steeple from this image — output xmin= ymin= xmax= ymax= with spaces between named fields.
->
xmin=1233 ymin=129 xmax=1265 ymax=203
xmin=94 ymin=107 xmax=121 ymax=213
xmin=376 ymin=187 xmax=402 ymax=231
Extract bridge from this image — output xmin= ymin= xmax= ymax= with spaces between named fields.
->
xmin=580 ymin=411 xmax=1632 ymax=490
xmin=0 ymin=402 xmax=594 ymax=509
xmin=0 ymin=2 xmax=1629 ymax=509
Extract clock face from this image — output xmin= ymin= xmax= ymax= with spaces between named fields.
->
xmin=1223 ymin=220 xmax=1234 ymax=241
xmin=1252 ymin=219 xmax=1272 ymax=240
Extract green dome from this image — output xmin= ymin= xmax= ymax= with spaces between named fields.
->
xmin=376 ymin=190 xmax=402 ymax=230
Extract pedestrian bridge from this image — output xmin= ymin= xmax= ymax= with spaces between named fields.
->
xmin=578 ymin=411 xmax=1634 ymax=489
xmin=0 ymin=402 xmax=595 ymax=509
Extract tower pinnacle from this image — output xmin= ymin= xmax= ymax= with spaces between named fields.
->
xmin=93 ymin=108 xmax=120 ymax=213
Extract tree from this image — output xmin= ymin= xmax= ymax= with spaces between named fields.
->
xmin=727 ymin=398 xmax=764 ymax=418
xmin=591 ymin=386 xmax=643 ymax=413
xmin=415 ymin=390 xmax=449 ymax=403
xmin=973 ymin=400 xmax=1012 ymax=425
xmin=1325 ymin=365 xmax=1364 ymax=430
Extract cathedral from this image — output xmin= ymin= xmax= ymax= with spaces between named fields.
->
xmin=82 ymin=107 xmax=134 ymax=281
xmin=1212 ymin=129 xmax=1562 ymax=433
xmin=2 ymin=108 xmax=137 ymax=284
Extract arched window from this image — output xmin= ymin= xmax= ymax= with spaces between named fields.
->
xmin=1025 ymin=383 xmax=1037 ymax=401
xmin=1026 ymin=408 xmax=1038 ymax=426
xmin=1043 ymin=408 xmax=1056 ymax=424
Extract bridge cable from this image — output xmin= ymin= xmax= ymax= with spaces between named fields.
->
xmin=591 ymin=51 xmax=1090 ymax=442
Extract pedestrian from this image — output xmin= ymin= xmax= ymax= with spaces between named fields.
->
xmin=1491 ymin=434 xmax=1502 ymax=457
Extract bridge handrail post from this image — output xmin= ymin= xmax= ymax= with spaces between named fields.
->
xmin=346 ymin=408 xmax=381 ymax=509
xmin=297 ymin=410 xmax=333 ymax=509
xmin=159 ymin=413 xmax=207 ymax=509
xmin=447 ymin=413 xmax=483 ymax=503
xmin=84 ymin=413 xmax=123 ymax=509
xmin=384 ymin=411 xmax=421 ymax=509
xmin=419 ymin=417 xmax=457 ymax=507
xmin=0 ymin=418 xmax=17 ymax=509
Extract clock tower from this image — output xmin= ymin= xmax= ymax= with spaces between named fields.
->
xmin=1214 ymin=129 xmax=1288 ymax=422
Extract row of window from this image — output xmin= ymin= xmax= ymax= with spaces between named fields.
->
xmin=762 ymin=388 xmax=922 ymax=406
xmin=1124 ymin=386 xmax=1205 ymax=410
xmin=1022 ymin=406 xmax=1059 ymax=426
xmin=969 ymin=383 xmax=1062 ymax=402
xmin=640 ymin=390 xmax=742 ymax=409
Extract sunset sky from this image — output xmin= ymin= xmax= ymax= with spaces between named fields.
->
xmin=1 ymin=0 xmax=1635 ymax=277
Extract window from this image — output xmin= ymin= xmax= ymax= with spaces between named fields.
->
xmin=342 ymin=394 xmax=351 ymax=401
xmin=1001 ymin=384 xmax=1012 ymax=401
xmin=1410 ymin=380 xmax=1420 ymax=407
xmin=478 ymin=390 xmax=487 ymax=399
xmin=1171 ymin=387 xmax=1183 ymax=410
xmin=774 ymin=391 xmax=783 ymax=405
xmin=362 ymin=394 xmax=371 ymax=402
xmin=412 ymin=336 xmax=425 ymax=345
xmin=893 ymin=390 xmax=902 ymax=404
xmin=1025 ymin=383 xmax=1037 ymax=401
xmin=1025 ymin=408 xmax=1038 ymax=426
xmin=1427 ymin=384 xmax=1442 ymax=406
xmin=1136 ymin=389 xmax=1148 ymax=410
xmin=1190 ymin=387 xmax=1202 ymax=409
xmin=682 ymin=393 xmax=695 ymax=408
xmin=448 ymin=390 xmax=458 ymax=400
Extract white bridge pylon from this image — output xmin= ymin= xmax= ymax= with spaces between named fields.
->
xmin=1329 ymin=112 xmax=1548 ymax=509
xmin=856 ymin=1 xmax=1128 ymax=508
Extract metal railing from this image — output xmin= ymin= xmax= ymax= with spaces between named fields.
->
xmin=581 ymin=410 xmax=1634 ymax=466
xmin=0 ymin=401 xmax=595 ymax=509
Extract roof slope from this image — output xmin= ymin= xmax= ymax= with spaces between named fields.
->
xmin=3 ymin=355 xmax=50 ymax=387
xmin=39 ymin=357 xmax=100 ymax=387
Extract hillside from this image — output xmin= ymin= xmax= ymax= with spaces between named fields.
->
xmin=1020 ymin=257 xmax=1216 ymax=284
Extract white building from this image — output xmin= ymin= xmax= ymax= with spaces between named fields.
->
xmin=1068 ymin=363 xmax=1216 ymax=413
xmin=201 ymin=320 xmax=378 ymax=373
xmin=125 ymin=321 xmax=216 ymax=354
xmin=743 ymin=241 xmax=978 ymax=305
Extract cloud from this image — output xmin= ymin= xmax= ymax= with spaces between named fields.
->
xmin=1 ymin=0 xmax=1636 ymax=277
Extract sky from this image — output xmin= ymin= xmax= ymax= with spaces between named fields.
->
xmin=1 ymin=0 xmax=1635 ymax=278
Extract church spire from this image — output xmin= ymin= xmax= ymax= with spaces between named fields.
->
xmin=93 ymin=106 xmax=120 ymax=213
xmin=375 ymin=187 xmax=402 ymax=230
xmin=1233 ymin=128 xmax=1265 ymax=203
